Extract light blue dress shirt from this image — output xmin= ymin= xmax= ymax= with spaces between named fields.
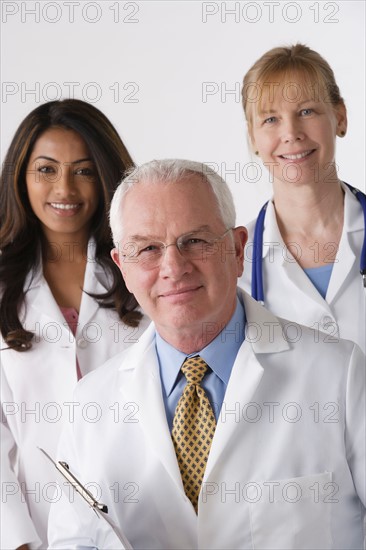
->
xmin=156 ymin=296 xmax=246 ymax=430
xmin=303 ymin=263 xmax=334 ymax=299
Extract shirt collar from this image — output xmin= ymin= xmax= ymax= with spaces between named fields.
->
xmin=156 ymin=295 xmax=246 ymax=397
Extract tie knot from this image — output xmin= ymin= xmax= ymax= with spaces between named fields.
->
xmin=181 ymin=355 xmax=208 ymax=385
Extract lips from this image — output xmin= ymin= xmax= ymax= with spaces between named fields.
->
xmin=279 ymin=149 xmax=315 ymax=160
xmin=159 ymin=285 xmax=202 ymax=299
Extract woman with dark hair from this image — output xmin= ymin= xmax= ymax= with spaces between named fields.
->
xmin=0 ymin=99 xmax=149 ymax=549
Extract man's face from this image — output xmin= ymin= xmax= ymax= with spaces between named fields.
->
xmin=112 ymin=176 xmax=247 ymax=347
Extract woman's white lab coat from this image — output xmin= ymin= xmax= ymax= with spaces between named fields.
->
xmin=0 ymin=241 xmax=150 ymax=549
xmin=239 ymin=183 xmax=366 ymax=353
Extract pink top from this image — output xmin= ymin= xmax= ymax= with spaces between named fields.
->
xmin=60 ymin=307 xmax=82 ymax=381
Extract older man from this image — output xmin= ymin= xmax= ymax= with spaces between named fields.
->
xmin=48 ymin=160 xmax=365 ymax=549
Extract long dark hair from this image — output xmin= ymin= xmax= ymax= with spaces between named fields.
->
xmin=0 ymin=99 xmax=142 ymax=352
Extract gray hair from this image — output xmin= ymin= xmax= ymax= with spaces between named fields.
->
xmin=109 ymin=159 xmax=236 ymax=246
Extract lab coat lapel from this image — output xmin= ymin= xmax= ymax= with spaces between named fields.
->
xmin=203 ymin=339 xmax=264 ymax=479
xmin=25 ymin=264 xmax=69 ymax=330
xmin=326 ymin=184 xmax=363 ymax=303
xmin=204 ymin=291 xmax=289 ymax=479
xmin=326 ymin=233 xmax=356 ymax=304
xmin=282 ymin=259 xmax=331 ymax=309
xmin=118 ymin=325 xmax=185 ymax=493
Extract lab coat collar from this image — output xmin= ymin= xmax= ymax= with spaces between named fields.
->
xmin=261 ymin=199 xmax=281 ymax=260
xmin=325 ymin=182 xmax=362 ymax=303
xmin=23 ymin=238 xmax=110 ymax=334
xmin=342 ymin=181 xmax=364 ymax=233
xmin=24 ymin=251 xmax=43 ymax=291
xmin=239 ymin=289 xmax=290 ymax=353
xmin=261 ymin=181 xmax=363 ymax=259
xmin=23 ymin=253 xmax=66 ymax=328
xmin=260 ymin=188 xmax=361 ymax=310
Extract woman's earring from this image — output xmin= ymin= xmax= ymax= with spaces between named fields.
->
xmin=254 ymin=151 xmax=259 ymax=155
xmin=340 ymin=130 xmax=346 ymax=137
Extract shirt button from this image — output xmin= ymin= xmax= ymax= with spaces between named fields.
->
xmin=77 ymin=338 xmax=87 ymax=349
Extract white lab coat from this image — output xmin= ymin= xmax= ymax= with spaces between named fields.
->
xmin=0 ymin=241 xmax=150 ymax=549
xmin=47 ymin=290 xmax=365 ymax=549
xmin=239 ymin=183 xmax=366 ymax=353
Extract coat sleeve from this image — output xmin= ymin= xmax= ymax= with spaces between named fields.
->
xmin=345 ymin=343 xmax=366 ymax=508
xmin=1 ymin=404 xmax=42 ymax=549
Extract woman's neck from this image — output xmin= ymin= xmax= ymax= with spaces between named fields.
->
xmin=41 ymin=231 xmax=90 ymax=264
xmin=271 ymin=180 xmax=345 ymax=268
xmin=273 ymin=180 xmax=344 ymax=237
xmin=41 ymin=233 xmax=90 ymax=310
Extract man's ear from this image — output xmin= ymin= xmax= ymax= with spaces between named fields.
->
xmin=111 ymin=247 xmax=125 ymax=275
xmin=234 ymin=226 xmax=248 ymax=277
xmin=111 ymin=247 xmax=132 ymax=292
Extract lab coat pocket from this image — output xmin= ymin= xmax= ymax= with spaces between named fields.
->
xmin=248 ymin=471 xmax=333 ymax=549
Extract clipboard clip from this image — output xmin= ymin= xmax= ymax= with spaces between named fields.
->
xmin=39 ymin=447 xmax=108 ymax=513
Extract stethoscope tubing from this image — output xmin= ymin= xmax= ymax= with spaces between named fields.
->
xmin=251 ymin=182 xmax=366 ymax=303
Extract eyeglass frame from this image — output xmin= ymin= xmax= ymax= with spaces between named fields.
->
xmin=119 ymin=227 xmax=234 ymax=269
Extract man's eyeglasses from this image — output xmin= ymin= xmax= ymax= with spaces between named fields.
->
xmin=120 ymin=228 xmax=233 ymax=270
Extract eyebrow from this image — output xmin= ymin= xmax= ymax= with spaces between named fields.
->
xmin=127 ymin=225 xmax=213 ymax=242
xmin=296 ymin=100 xmax=319 ymax=107
xmin=32 ymin=156 xmax=93 ymax=164
xmin=258 ymin=109 xmax=276 ymax=115
xmin=258 ymin=99 xmax=319 ymax=116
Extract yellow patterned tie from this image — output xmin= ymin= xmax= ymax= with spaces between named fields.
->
xmin=171 ymin=355 xmax=217 ymax=513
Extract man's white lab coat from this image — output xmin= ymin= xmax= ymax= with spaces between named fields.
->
xmin=47 ymin=290 xmax=365 ymax=549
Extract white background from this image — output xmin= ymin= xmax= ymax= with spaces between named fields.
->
xmin=1 ymin=0 xmax=365 ymax=225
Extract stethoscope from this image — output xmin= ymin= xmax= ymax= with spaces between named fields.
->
xmin=251 ymin=183 xmax=366 ymax=304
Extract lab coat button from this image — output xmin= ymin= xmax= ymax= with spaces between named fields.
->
xmin=77 ymin=338 xmax=87 ymax=349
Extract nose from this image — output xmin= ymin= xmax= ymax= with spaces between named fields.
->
xmin=281 ymin=117 xmax=304 ymax=144
xmin=158 ymin=243 xmax=193 ymax=280
xmin=54 ymin=165 xmax=77 ymax=196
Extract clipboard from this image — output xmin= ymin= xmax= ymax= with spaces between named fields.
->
xmin=39 ymin=447 xmax=133 ymax=549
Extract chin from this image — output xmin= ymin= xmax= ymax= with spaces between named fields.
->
xmin=160 ymin=307 xmax=204 ymax=331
